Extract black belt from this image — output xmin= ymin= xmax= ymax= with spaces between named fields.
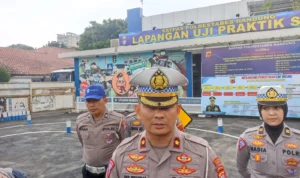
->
xmin=85 ymin=164 xmax=107 ymax=174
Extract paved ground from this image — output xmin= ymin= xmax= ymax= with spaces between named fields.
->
xmin=0 ymin=112 xmax=300 ymax=178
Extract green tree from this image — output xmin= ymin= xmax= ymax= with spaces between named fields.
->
xmin=292 ymin=0 xmax=300 ymax=10
xmin=79 ymin=19 xmax=127 ymax=50
xmin=8 ymin=44 xmax=34 ymax=50
xmin=262 ymin=1 xmax=272 ymax=14
xmin=0 ymin=67 xmax=11 ymax=82
xmin=47 ymin=41 xmax=67 ymax=48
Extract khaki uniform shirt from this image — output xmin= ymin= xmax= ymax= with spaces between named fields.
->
xmin=123 ymin=113 xmax=144 ymax=138
xmin=106 ymin=128 xmax=227 ymax=178
xmin=236 ymin=123 xmax=300 ymax=178
xmin=76 ymin=108 xmax=125 ymax=167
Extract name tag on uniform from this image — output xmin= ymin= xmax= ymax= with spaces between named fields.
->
xmin=79 ymin=127 xmax=88 ymax=131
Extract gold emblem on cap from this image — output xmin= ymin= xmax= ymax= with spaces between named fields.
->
xmin=266 ymin=88 xmax=278 ymax=99
xmin=150 ymin=70 xmax=168 ymax=90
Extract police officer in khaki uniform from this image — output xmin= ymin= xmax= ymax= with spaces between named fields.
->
xmin=123 ymin=112 xmax=144 ymax=138
xmin=106 ymin=67 xmax=227 ymax=178
xmin=123 ymin=112 xmax=185 ymax=138
xmin=236 ymin=85 xmax=300 ymax=178
xmin=76 ymin=84 xmax=125 ymax=178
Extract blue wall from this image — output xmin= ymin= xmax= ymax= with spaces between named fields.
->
xmin=185 ymin=52 xmax=193 ymax=97
xmin=74 ymin=58 xmax=80 ymax=97
xmin=127 ymin=8 xmax=143 ymax=33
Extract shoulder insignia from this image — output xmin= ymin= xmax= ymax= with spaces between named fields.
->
xmin=285 ymin=127 xmax=291 ymax=136
xmin=76 ymin=112 xmax=89 ymax=125
xmin=244 ymin=126 xmax=260 ymax=133
xmin=77 ymin=112 xmax=89 ymax=120
xmin=118 ymin=133 xmax=139 ymax=148
xmin=109 ymin=111 xmax=125 ymax=119
xmin=184 ymin=133 xmax=208 ymax=147
xmin=291 ymin=128 xmax=300 ymax=135
xmin=238 ymin=137 xmax=246 ymax=151
xmin=126 ymin=112 xmax=137 ymax=119
xmin=258 ymin=126 xmax=264 ymax=134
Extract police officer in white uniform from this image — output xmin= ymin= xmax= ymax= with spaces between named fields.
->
xmin=236 ymin=85 xmax=300 ymax=177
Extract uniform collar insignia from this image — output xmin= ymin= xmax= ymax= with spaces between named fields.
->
xmin=140 ymin=137 xmax=146 ymax=149
xmin=258 ymin=126 xmax=264 ymax=135
xmin=169 ymin=129 xmax=184 ymax=152
xmin=284 ymin=127 xmax=291 ymax=136
xmin=173 ymin=137 xmax=180 ymax=149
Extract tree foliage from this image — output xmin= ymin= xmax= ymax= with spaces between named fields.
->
xmin=292 ymin=0 xmax=300 ymax=10
xmin=262 ymin=2 xmax=272 ymax=14
xmin=79 ymin=19 xmax=127 ymax=50
xmin=0 ymin=67 xmax=11 ymax=82
xmin=8 ymin=44 xmax=34 ymax=50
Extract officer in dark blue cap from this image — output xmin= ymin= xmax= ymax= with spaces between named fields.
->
xmin=76 ymin=84 xmax=125 ymax=178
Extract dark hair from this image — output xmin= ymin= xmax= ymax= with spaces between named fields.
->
xmin=258 ymin=103 xmax=288 ymax=119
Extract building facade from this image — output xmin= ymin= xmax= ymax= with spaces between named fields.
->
xmin=57 ymin=32 xmax=80 ymax=48
xmin=60 ymin=0 xmax=300 ymax=118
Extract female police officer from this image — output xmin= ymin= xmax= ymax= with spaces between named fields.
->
xmin=236 ymin=85 xmax=300 ymax=177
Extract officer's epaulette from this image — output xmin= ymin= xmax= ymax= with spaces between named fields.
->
xmin=77 ymin=112 xmax=89 ymax=122
xmin=290 ymin=128 xmax=300 ymax=136
xmin=184 ymin=133 xmax=208 ymax=157
xmin=244 ymin=126 xmax=260 ymax=134
xmin=116 ymin=133 xmax=140 ymax=152
xmin=125 ymin=112 xmax=137 ymax=119
xmin=109 ymin=111 xmax=125 ymax=119
xmin=184 ymin=133 xmax=209 ymax=147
